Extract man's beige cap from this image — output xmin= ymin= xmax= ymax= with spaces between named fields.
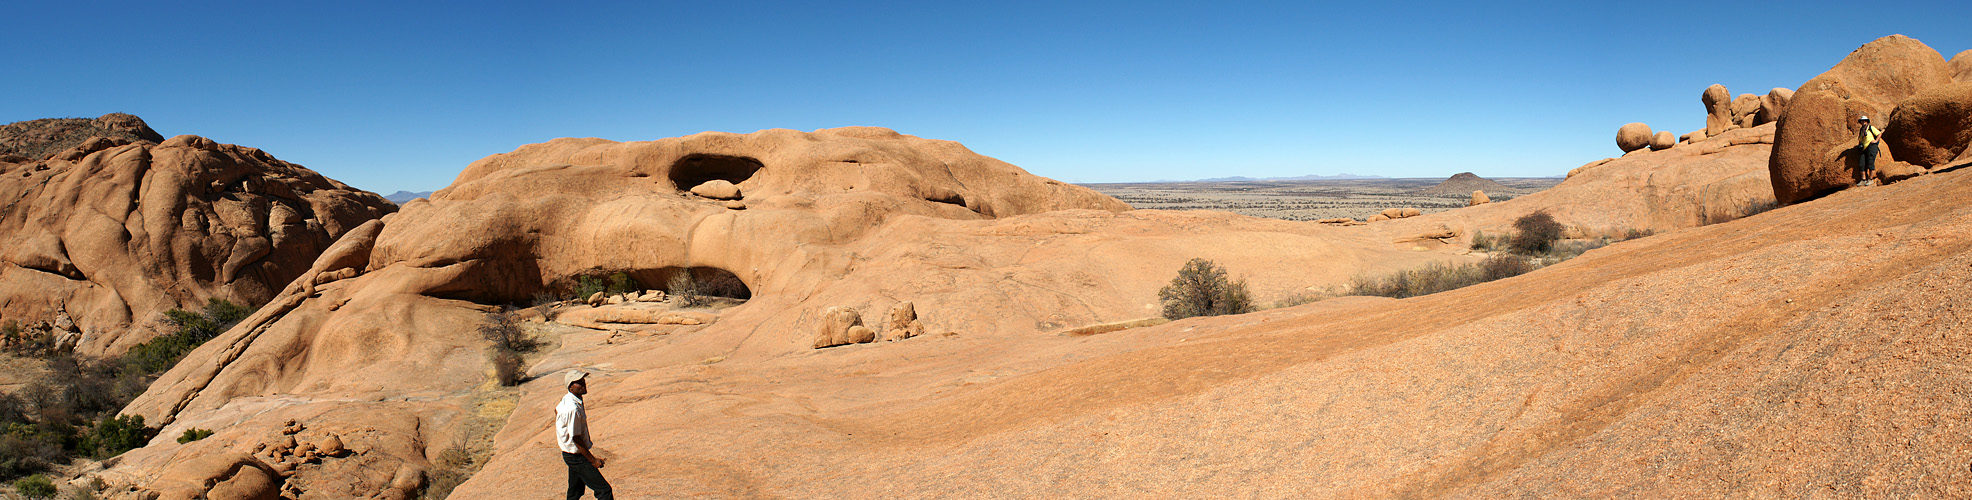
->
xmin=564 ymin=369 xmax=588 ymax=385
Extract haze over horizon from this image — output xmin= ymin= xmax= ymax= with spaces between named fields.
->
xmin=5 ymin=0 xmax=1968 ymax=195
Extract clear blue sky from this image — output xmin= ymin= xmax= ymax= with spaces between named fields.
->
xmin=6 ymin=1 xmax=1968 ymax=193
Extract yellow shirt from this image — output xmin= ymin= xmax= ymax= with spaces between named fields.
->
xmin=1859 ymin=125 xmax=1882 ymax=148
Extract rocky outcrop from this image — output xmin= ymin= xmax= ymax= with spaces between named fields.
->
xmin=1770 ymin=35 xmax=1955 ymax=204
xmin=0 ymin=116 xmax=394 ymax=355
xmin=1616 ymin=123 xmax=1652 ymax=152
xmin=1703 ymin=84 xmax=1734 ymax=136
xmin=0 ymin=113 xmax=164 ymax=161
xmin=884 ymin=301 xmax=925 ymax=341
xmin=1469 ymin=190 xmax=1490 ymax=206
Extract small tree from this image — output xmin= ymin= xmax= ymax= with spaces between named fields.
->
xmin=1157 ymin=259 xmax=1253 ymax=320
xmin=479 ymin=311 xmax=542 ymax=354
xmin=1510 ymin=211 xmax=1565 ymax=255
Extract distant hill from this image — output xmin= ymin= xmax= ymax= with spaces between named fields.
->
xmin=1418 ymin=172 xmax=1513 ymax=196
xmin=383 ymin=190 xmax=434 ymax=204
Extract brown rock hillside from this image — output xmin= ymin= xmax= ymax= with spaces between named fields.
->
xmin=442 ymin=151 xmax=1972 ymax=500
xmin=105 ymin=127 xmax=1493 ymax=498
xmin=0 ymin=118 xmax=394 ymax=356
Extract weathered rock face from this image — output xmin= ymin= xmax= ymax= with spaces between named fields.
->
xmin=1469 ymin=190 xmax=1490 ymax=206
xmin=0 ymin=117 xmax=394 ymax=355
xmin=1703 ymin=84 xmax=1734 ymax=136
xmin=1885 ymin=81 xmax=1972 ymax=168
xmin=1616 ymin=123 xmax=1653 ymax=152
xmin=1770 ymin=34 xmax=1955 ymax=204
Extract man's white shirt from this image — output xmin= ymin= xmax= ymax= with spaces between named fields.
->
xmin=555 ymin=391 xmax=588 ymax=454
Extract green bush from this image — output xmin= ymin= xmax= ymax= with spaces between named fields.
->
xmin=14 ymin=474 xmax=56 ymax=499
xmin=1157 ymin=258 xmax=1253 ymax=320
xmin=176 ymin=428 xmax=213 ymax=444
xmin=574 ymin=275 xmax=606 ymax=300
xmin=124 ymin=299 xmax=250 ymax=375
xmin=606 ymin=271 xmax=638 ymax=295
xmin=1510 ymin=211 xmax=1565 ymax=255
xmin=76 ymin=414 xmax=152 ymax=459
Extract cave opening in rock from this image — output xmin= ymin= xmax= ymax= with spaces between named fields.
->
xmin=630 ymin=266 xmax=752 ymax=301
xmin=669 ymin=154 xmax=764 ymax=192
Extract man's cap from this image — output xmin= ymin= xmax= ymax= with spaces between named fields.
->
xmin=1859 ymin=115 xmax=1870 ymax=121
xmin=564 ymin=370 xmax=588 ymax=385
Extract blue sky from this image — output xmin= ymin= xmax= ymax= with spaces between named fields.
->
xmin=6 ymin=1 xmax=1968 ymax=193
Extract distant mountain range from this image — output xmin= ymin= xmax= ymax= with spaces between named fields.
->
xmin=1166 ymin=173 xmax=1391 ymax=183
xmin=383 ymin=190 xmax=434 ymax=204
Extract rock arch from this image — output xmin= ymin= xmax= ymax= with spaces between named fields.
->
xmin=669 ymin=154 xmax=763 ymax=192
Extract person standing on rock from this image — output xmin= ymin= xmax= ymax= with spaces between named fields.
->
xmin=1857 ymin=115 xmax=1883 ymax=186
xmin=557 ymin=370 xmax=614 ymax=500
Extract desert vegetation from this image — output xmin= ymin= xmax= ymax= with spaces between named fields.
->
xmin=479 ymin=310 xmax=544 ymax=387
xmin=0 ymin=299 xmax=252 ymax=481
xmin=1158 ymin=259 xmax=1254 ymax=320
xmin=1353 ymin=212 xmax=1649 ymax=299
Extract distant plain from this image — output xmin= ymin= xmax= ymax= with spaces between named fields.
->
xmin=1081 ymin=178 xmax=1565 ymax=221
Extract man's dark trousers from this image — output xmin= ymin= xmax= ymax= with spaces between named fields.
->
xmin=563 ymin=452 xmax=614 ymax=500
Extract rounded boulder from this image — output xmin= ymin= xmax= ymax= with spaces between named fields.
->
xmin=1884 ymin=81 xmax=1972 ymax=168
xmin=1650 ymin=131 xmax=1677 ymax=151
xmin=1617 ymin=123 xmax=1654 ymax=153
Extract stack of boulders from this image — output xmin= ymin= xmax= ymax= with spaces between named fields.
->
xmin=1365 ymin=207 xmax=1422 ymax=222
xmin=813 ymin=302 xmax=928 ymax=348
xmin=1769 ymin=35 xmax=1971 ymax=204
xmin=1625 ymin=84 xmax=1796 ymax=154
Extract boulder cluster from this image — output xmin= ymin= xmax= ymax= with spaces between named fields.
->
xmin=1769 ymin=35 xmax=1972 ymax=204
xmin=814 ymin=301 xmax=925 ymax=348
xmin=1616 ymin=85 xmax=1792 ymax=154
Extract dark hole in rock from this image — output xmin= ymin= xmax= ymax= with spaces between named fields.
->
xmin=632 ymin=266 xmax=752 ymax=301
xmin=669 ymin=154 xmax=763 ymax=191
xmin=926 ymin=192 xmax=966 ymax=207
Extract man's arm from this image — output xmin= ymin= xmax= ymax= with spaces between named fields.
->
xmin=575 ymin=417 xmax=604 ymax=468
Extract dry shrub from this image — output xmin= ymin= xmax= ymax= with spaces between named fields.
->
xmin=1510 ymin=211 xmax=1564 ymax=254
xmin=1349 ymin=254 xmax=1537 ymax=299
xmin=1158 ymin=258 xmax=1253 ymax=320
xmin=489 ymin=350 xmax=523 ymax=387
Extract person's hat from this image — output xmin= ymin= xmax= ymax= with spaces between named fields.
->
xmin=563 ymin=370 xmax=588 ymax=385
xmin=1859 ymin=115 xmax=1870 ymax=122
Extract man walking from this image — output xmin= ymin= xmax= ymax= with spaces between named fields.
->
xmin=1857 ymin=115 xmax=1883 ymax=186
xmin=557 ymin=370 xmax=613 ymax=500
